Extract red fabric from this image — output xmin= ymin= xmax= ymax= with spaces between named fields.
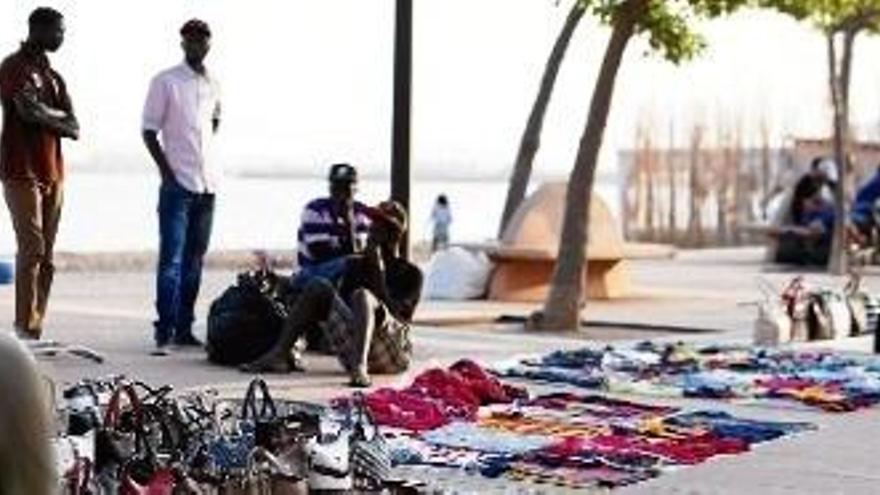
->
xmin=450 ymin=359 xmax=525 ymax=404
xmin=120 ymin=468 xmax=176 ymax=495
xmin=349 ymin=359 xmax=524 ymax=431
xmin=361 ymin=388 xmax=449 ymax=431
xmin=584 ymin=433 xmax=748 ymax=465
xmin=755 ymin=377 xmax=817 ymax=391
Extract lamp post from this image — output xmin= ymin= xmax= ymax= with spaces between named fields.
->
xmin=391 ymin=0 xmax=413 ymax=258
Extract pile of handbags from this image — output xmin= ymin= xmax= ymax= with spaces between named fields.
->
xmin=52 ymin=376 xmax=399 ymax=494
xmin=753 ymin=275 xmax=880 ymax=346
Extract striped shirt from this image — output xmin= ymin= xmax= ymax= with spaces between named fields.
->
xmin=297 ymin=198 xmax=371 ymax=267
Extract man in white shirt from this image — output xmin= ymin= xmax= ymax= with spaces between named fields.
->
xmin=142 ymin=19 xmax=221 ymax=354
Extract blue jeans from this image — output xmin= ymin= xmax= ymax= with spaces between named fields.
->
xmin=290 ymin=256 xmax=349 ymax=291
xmin=154 ymin=180 xmax=215 ymax=344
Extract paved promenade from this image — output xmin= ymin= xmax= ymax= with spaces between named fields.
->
xmin=4 ymin=247 xmax=879 ymax=494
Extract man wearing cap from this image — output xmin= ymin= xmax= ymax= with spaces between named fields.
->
xmin=0 ymin=7 xmax=78 ymax=340
xmin=295 ymin=162 xmax=371 ymax=283
xmin=243 ymin=200 xmax=423 ymax=388
xmin=142 ymin=19 xmax=221 ymax=353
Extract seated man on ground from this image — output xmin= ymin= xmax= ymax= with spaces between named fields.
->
xmin=295 ymin=162 xmax=371 ymax=285
xmin=242 ymin=200 xmax=423 ymax=388
xmin=294 ymin=162 xmax=372 ymax=350
xmin=790 ymin=157 xmax=836 ymax=225
xmin=850 ymin=164 xmax=880 ymax=245
xmin=769 ymin=192 xmax=835 ymax=266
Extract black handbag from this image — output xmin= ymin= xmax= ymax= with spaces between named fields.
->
xmin=206 ymin=270 xmax=289 ymax=365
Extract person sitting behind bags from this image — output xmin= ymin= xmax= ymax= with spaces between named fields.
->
xmin=241 ymin=200 xmax=423 ymax=388
xmin=769 ymin=192 xmax=835 ymax=266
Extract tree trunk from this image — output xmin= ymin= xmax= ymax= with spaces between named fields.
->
xmin=667 ymin=122 xmax=677 ymax=242
xmin=760 ymin=121 xmax=771 ymax=220
xmin=688 ymin=126 xmax=703 ymax=245
xmin=498 ymin=3 xmax=585 ymax=238
xmin=715 ymin=151 xmax=728 ymax=245
xmin=828 ymin=30 xmax=855 ymax=275
xmin=529 ymin=0 xmax=646 ymax=331
xmin=645 ymin=137 xmax=656 ymax=239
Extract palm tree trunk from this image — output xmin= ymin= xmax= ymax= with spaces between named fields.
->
xmin=498 ymin=2 xmax=585 ymax=238
xmin=529 ymin=0 xmax=647 ymax=331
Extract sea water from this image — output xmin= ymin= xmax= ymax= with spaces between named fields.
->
xmin=0 ymin=173 xmax=620 ymax=255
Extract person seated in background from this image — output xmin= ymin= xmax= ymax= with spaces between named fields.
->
xmin=242 ymin=200 xmax=423 ymax=388
xmin=294 ymin=163 xmax=372 ymax=351
xmin=850 ymin=164 xmax=880 ymax=244
xmin=790 ymin=156 xmax=836 ymax=225
xmin=770 ymin=191 xmax=835 ymax=266
xmin=294 ymin=162 xmax=371 ymax=286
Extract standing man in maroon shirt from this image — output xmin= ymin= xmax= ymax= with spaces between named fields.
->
xmin=0 ymin=7 xmax=78 ymax=340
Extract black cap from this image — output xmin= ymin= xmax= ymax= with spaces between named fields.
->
xmin=180 ymin=18 xmax=211 ymax=39
xmin=328 ymin=163 xmax=357 ymax=184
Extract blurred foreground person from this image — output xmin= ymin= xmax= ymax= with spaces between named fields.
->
xmin=0 ymin=332 xmax=55 ymax=494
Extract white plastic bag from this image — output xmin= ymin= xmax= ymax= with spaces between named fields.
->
xmin=423 ymin=247 xmax=492 ymax=300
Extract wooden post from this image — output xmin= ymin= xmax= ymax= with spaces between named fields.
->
xmin=392 ymin=0 xmax=413 ymax=258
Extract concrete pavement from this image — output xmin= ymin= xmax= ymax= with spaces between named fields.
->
xmin=3 ymin=247 xmax=880 ymax=493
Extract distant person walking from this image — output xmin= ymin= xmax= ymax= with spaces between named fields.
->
xmin=0 ymin=7 xmax=78 ymax=341
xmin=142 ymin=19 xmax=221 ymax=354
xmin=430 ymin=194 xmax=452 ymax=252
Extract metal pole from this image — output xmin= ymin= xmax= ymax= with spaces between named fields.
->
xmin=391 ymin=0 xmax=413 ymax=258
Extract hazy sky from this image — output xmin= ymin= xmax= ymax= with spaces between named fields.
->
xmin=2 ymin=1 xmax=880 ymax=179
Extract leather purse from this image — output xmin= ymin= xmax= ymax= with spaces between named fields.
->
xmin=95 ymin=383 xmax=144 ymax=471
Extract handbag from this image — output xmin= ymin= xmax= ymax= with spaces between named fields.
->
xmin=306 ymin=413 xmax=353 ymax=492
xmin=349 ymin=393 xmax=391 ymax=490
xmin=240 ymin=378 xmax=283 ymax=451
xmin=807 ymin=288 xmax=851 ymax=340
xmin=95 ymin=383 xmax=144 ymax=472
xmin=781 ymin=277 xmax=809 ymax=341
xmin=117 ymin=386 xmax=178 ymax=495
xmin=217 ymin=447 xmax=307 ymax=495
xmin=206 ymin=270 xmax=288 ymax=366
xmin=54 ymin=433 xmax=94 ymax=495
xmin=753 ymin=278 xmax=791 ymax=346
xmin=844 ymin=273 xmax=878 ymax=336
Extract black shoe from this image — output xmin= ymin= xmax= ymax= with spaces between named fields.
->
xmin=151 ymin=342 xmax=170 ymax=356
xmin=172 ymin=334 xmax=203 ymax=348
xmin=15 ymin=329 xmax=41 ymax=341
xmin=240 ymin=356 xmax=294 ymax=374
